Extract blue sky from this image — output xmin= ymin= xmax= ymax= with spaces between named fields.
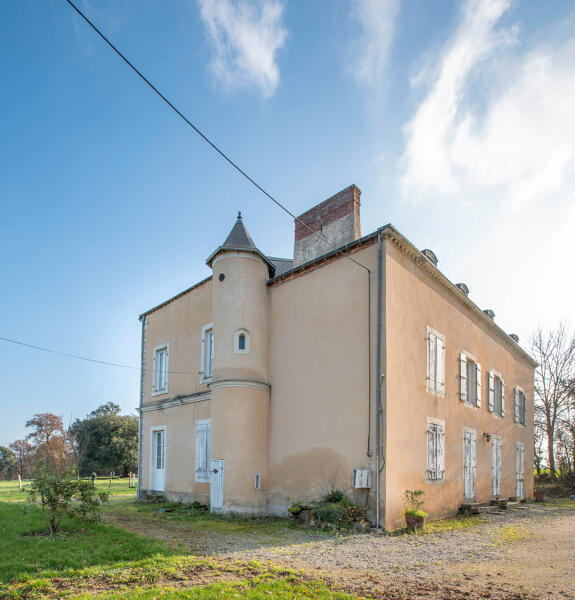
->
xmin=1 ymin=0 xmax=574 ymax=446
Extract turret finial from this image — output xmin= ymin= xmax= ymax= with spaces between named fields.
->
xmin=237 ymin=211 xmax=242 ymax=220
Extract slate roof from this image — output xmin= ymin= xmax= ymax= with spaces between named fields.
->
xmin=222 ymin=212 xmax=257 ymax=250
xmin=267 ymin=257 xmax=293 ymax=277
xmin=206 ymin=212 xmax=276 ymax=273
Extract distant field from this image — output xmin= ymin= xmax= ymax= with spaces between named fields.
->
xmin=0 ymin=477 xmax=137 ymax=502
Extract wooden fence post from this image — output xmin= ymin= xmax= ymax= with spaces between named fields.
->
xmin=18 ymin=473 xmax=22 ymax=492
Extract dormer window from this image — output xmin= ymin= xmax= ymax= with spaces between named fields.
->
xmin=234 ymin=329 xmax=250 ymax=354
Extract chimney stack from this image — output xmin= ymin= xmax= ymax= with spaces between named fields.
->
xmin=293 ymin=185 xmax=361 ymax=267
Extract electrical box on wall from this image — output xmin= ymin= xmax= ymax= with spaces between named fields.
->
xmin=353 ymin=468 xmax=372 ymax=489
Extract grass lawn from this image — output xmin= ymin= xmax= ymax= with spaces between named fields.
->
xmin=0 ymin=482 xmax=357 ymax=599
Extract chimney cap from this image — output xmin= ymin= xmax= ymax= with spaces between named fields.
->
xmin=510 ymin=333 xmax=520 ymax=343
xmin=483 ymin=309 xmax=495 ymax=319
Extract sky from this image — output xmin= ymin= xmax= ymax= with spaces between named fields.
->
xmin=1 ymin=0 xmax=574 ymax=446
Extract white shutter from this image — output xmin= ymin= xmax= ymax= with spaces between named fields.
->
xmin=427 ymin=332 xmax=436 ymax=390
xmin=459 ymin=353 xmax=468 ymax=402
xmin=436 ymin=338 xmax=445 ymax=394
xmin=514 ymin=388 xmax=519 ymax=423
xmin=470 ymin=431 xmax=477 ymax=498
xmin=476 ymin=362 xmax=482 ymax=407
xmin=488 ymin=371 xmax=495 ymax=412
xmin=438 ymin=426 xmax=445 ymax=479
xmin=427 ymin=424 xmax=437 ymax=479
xmin=501 ymin=378 xmax=505 ymax=416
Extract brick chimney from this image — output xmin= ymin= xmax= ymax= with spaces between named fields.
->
xmin=293 ymin=185 xmax=361 ymax=267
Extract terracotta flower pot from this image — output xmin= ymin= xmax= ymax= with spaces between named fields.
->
xmin=405 ymin=514 xmax=425 ymax=531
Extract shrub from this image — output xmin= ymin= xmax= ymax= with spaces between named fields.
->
xmin=323 ymin=489 xmax=345 ymax=503
xmin=27 ymin=465 xmax=109 ymax=535
xmin=404 ymin=489 xmax=427 ymax=517
xmin=313 ymin=502 xmax=361 ymax=526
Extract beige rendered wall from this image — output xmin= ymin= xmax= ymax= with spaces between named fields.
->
xmin=140 ymin=400 xmax=211 ymax=503
xmin=267 ymin=243 xmax=378 ymax=514
xmin=140 ymin=278 xmax=213 ymax=494
xmin=383 ymin=239 xmax=534 ymax=529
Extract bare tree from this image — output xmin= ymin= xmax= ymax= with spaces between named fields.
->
xmin=9 ymin=439 xmax=34 ymax=478
xmin=531 ymin=324 xmax=575 ymax=477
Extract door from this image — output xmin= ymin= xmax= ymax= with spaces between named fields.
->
xmin=210 ymin=459 xmax=224 ymax=512
xmin=463 ymin=430 xmax=476 ymax=500
xmin=516 ymin=443 xmax=525 ymax=499
xmin=491 ymin=436 xmax=502 ymax=497
xmin=151 ymin=429 xmax=166 ymax=492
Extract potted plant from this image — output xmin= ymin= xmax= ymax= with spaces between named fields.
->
xmin=404 ymin=489 xmax=427 ymax=531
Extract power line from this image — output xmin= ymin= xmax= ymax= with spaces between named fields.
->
xmin=64 ymin=0 xmax=370 ymax=274
xmin=0 ymin=335 xmax=198 ymax=375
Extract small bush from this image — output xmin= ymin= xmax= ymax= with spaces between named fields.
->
xmin=404 ymin=489 xmax=425 ymax=514
xmin=404 ymin=509 xmax=427 ymax=518
xmin=27 ymin=465 xmax=109 ymax=535
xmin=313 ymin=502 xmax=361 ymax=526
xmin=323 ymin=489 xmax=345 ymax=503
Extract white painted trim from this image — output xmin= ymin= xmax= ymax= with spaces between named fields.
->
xmin=208 ymin=379 xmax=270 ymax=392
xmin=489 ymin=369 xmax=504 ymax=418
xmin=200 ymin=323 xmax=214 ymax=383
xmin=151 ymin=342 xmax=169 ymax=396
xmin=426 ymin=417 xmax=445 ymax=483
xmin=514 ymin=385 xmax=527 ymax=427
xmin=195 ymin=419 xmax=212 ymax=483
xmin=234 ymin=329 xmax=250 ymax=354
xmin=149 ymin=425 xmax=166 ymax=492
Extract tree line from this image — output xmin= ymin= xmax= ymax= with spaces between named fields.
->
xmin=0 ymin=402 xmax=137 ymax=479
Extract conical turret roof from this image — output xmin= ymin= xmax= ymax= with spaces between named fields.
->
xmin=206 ymin=212 xmax=276 ymax=274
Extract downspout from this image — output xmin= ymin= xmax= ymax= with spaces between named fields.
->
xmin=375 ymin=231 xmax=382 ymax=529
xmin=137 ymin=315 xmax=145 ymax=500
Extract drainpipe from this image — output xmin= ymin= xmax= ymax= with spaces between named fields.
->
xmin=375 ymin=231 xmax=382 ymax=529
xmin=137 ymin=315 xmax=145 ymax=500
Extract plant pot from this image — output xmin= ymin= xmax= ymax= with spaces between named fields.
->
xmin=534 ymin=491 xmax=544 ymax=502
xmin=405 ymin=514 xmax=425 ymax=531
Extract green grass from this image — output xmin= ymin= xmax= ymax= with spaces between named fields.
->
xmin=0 ymin=478 xmax=137 ymax=503
xmin=423 ymin=514 xmax=484 ymax=534
xmin=541 ymin=497 xmax=575 ymax=509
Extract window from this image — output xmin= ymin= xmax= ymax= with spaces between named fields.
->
xmin=201 ymin=324 xmax=214 ymax=381
xmin=514 ymin=387 xmax=527 ymax=426
xmin=459 ymin=353 xmax=482 ymax=406
xmin=427 ymin=420 xmax=445 ymax=481
xmin=488 ymin=371 xmax=505 ymax=417
xmin=195 ymin=419 xmax=212 ymax=482
xmin=152 ymin=344 xmax=169 ymax=394
xmin=153 ymin=429 xmax=165 ymax=470
xmin=427 ymin=327 xmax=445 ymax=395
xmin=234 ymin=329 xmax=250 ymax=354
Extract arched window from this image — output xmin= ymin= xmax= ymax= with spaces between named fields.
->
xmin=234 ymin=329 xmax=250 ymax=354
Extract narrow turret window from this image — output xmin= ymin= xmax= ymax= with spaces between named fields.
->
xmin=234 ymin=329 xmax=250 ymax=354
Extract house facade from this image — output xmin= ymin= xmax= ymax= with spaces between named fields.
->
xmin=138 ymin=185 xmax=535 ymax=529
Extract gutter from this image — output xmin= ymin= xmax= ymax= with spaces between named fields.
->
xmin=137 ymin=315 xmax=145 ymax=500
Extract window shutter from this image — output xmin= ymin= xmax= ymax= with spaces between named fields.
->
xmin=205 ymin=422 xmax=211 ymax=477
xmin=195 ymin=423 xmax=207 ymax=481
xmin=438 ymin=426 xmax=445 ymax=479
xmin=459 ymin=353 xmax=467 ymax=402
xmin=427 ymin=332 xmax=436 ymax=390
xmin=476 ymin=362 xmax=482 ymax=407
xmin=514 ymin=388 xmax=519 ymax=423
xmin=501 ymin=379 xmax=505 ymax=416
xmin=436 ymin=338 xmax=445 ymax=393
xmin=488 ymin=371 xmax=495 ymax=412
xmin=427 ymin=425 xmax=436 ymax=479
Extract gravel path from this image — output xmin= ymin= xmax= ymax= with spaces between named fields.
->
xmin=223 ymin=505 xmax=550 ymax=574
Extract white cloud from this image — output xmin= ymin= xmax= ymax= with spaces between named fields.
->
xmin=399 ymin=0 xmax=575 ymax=338
xmin=350 ymin=0 xmax=401 ymax=89
xmin=197 ymin=0 xmax=287 ymax=99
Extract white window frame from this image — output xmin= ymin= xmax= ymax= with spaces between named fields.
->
xmin=427 ymin=417 xmax=445 ymax=482
xmin=200 ymin=323 xmax=214 ymax=383
xmin=514 ymin=386 xmax=527 ymax=427
xmin=459 ymin=351 xmax=482 ymax=407
xmin=150 ymin=425 xmax=166 ymax=473
xmin=426 ymin=326 xmax=446 ymax=396
xmin=195 ymin=419 xmax=212 ymax=483
xmin=234 ymin=329 xmax=250 ymax=355
xmin=152 ymin=343 xmax=169 ymax=396
xmin=488 ymin=370 xmax=505 ymax=418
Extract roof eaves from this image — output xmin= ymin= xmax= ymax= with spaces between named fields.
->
xmin=139 ymin=276 xmax=212 ymax=320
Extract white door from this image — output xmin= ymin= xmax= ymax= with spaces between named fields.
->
xmin=516 ymin=443 xmax=524 ymax=499
xmin=210 ymin=459 xmax=224 ymax=512
xmin=491 ymin=436 xmax=502 ymax=497
xmin=463 ymin=430 xmax=476 ymax=500
xmin=151 ymin=429 xmax=166 ymax=492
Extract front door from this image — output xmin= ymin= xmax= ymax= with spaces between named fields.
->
xmin=516 ymin=443 xmax=525 ymax=499
xmin=210 ymin=459 xmax=224 ymax=512
xmin=491 ymin=436 xmax=502 ymax=497
xmin=463 ymin=429 xmax=476 ymax=500
xmin=151 ymin=429 xmax=166 ymax=492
